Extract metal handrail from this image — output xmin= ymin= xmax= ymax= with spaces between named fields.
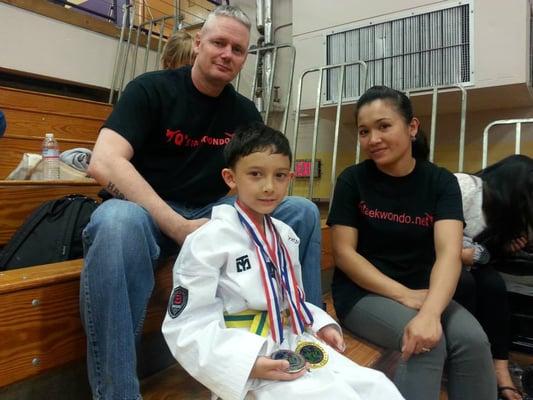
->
xmin=235 ymin=43 xmax=296 ymax=133
xmin=290 ymin=60 xmax=368 ymax=202
xmin=482 ymin=118 xmax=533 ymax=168
xmin=403 ymin=84 xmax=468 ymax=171
xmin=109 ymin=11 xmax=181 ymax=103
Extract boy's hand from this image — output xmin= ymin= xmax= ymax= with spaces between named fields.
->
xmin=317 ymin=325 xmax=345 ymax=353
xmin=461 ymin=247 xmax=475 ymax=266
xmin=250 ymin=357 xmax=307 ymax=381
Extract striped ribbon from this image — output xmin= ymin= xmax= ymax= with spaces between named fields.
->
xmin=234 ymin=201 xmax=313 ymax=344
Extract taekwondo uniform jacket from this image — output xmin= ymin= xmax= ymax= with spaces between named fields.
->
xmin=162 ymin=205 xmax=404 ymax=400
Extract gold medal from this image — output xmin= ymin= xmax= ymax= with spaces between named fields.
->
xmin=296 ymin=341 xmax=328 ymax=369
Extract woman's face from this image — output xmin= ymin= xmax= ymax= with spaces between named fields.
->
xmin=357 ymin=99 xmax=419 ymax=175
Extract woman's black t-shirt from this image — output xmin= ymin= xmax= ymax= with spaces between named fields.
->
xmin=327 ymin=159 xmax=464 ymax=320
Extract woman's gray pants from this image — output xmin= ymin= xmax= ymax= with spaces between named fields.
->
xmin=343 ymin=295 xmax=497 ymax=400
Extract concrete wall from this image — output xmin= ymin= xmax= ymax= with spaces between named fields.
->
xmin=0 ymin=2 xmax=117 ymax=87
xmin=292 ymin=0 xmax=530 ymax=91
xmin=288 ymin=0 xmax=533 ymax=199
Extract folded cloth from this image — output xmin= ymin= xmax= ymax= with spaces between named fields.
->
xmin=6 ymin=153 xmax=92 ymax=181
xmin=60 ymin=148 xmax=92 ymax=172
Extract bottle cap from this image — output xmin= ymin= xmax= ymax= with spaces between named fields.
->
xmin=45 ymin=133 xmax=54 ymax=138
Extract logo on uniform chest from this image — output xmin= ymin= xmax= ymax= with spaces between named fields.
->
xmin=236 ymin=254 xmax=251 ymax=272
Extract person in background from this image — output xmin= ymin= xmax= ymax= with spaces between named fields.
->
xmin=80 ymin=5 xmax=322 ymax=400
xmin=327 ymin=85 xmax=497 ymax=399
xmin=0 ymin=110 xmax=6 ymax=137
xmin=454 ymin=154 xmax=533 ymax=400
xmin=161 ymin=30 xmax=195 ymax=70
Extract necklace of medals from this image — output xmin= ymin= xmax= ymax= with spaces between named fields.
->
xmin=234 ymin=200 xmax=313 ymax=344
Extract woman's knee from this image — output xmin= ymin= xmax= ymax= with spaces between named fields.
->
xmin=451 ymin=318 xmax=492 ymax=358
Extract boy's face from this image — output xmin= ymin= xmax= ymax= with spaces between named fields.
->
xmin=222 ymin=149 xmax=293 ymax=220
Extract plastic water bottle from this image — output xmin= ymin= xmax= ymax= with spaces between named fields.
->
xmin=42 ymin=133 xmax=60 ymax=180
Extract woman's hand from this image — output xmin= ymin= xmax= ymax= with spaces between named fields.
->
xmin=317 ymin=325 xmax=346 ymax=353
xmin=249 ymin=356 xmax=307 ymax=381
xmin=506 ymin=235 xmax=528 ymax=253
xmin=401 ymin=312 xmax=442 ymax=361
xmin=397 ymin=289 xmax=428 ymax=310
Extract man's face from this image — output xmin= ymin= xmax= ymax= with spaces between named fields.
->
xmin=193 ymin=16 xmax=250 ymax=86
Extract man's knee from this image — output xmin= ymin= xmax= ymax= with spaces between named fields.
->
xmin=85 ymin=200 xmax=154 ymax=243
xmin=275 ymin=196 xmax=320 ymax=228
xmin=286 ymin=196 xmax=319 ymax=219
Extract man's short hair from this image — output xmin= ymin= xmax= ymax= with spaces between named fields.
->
xmin=202 ymin=5 xmax=251 ymax=32
xmin=224 ymin=122 xmax=292 ymax=168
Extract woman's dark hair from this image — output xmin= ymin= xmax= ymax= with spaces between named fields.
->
xmin=355 ymin=85 xmax=429 ymax=160
xmin=474 ymin=154 xmax=533 ymax=254
xmin=224 ymin=122 xmax=292 ymax=168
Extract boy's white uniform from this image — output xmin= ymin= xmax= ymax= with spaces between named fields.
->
xmin=162 ymin=204 xmax=404 ymax=400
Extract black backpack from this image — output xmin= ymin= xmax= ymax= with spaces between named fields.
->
xmin=0 ymin=195 xmax=99 ymax=270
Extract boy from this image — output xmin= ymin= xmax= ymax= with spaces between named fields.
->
xmin=162 ymin=123 xmax=404 ymax=400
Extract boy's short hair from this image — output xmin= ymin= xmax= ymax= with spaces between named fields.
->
xmin=224 ymin=122 xmax=292 ymax=168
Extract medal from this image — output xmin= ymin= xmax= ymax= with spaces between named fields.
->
xmin=296 ymin=341 xmax=328 ymax=369
xmin=270 ymin=350 xmax=306 ymax=373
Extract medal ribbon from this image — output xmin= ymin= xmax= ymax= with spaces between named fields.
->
xmin=235 ymin=201 xmax=313 ymax=343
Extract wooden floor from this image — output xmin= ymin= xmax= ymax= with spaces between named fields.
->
xmin=142 ymin=364 xmax=210 ymax=400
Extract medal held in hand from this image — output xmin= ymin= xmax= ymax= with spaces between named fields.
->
xmin=270 ymin=350 xmax=306 ymax=373
xmin=296 ymin=341 xmax=329 ymax=369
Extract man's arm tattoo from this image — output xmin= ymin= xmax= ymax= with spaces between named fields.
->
xmin=107 ymin=181 xmax=126 ymax=200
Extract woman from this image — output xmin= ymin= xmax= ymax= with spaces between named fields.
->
xmin=327 ymin=85 xmax=497 ymax=399
xmin=454 ymin=154 xmax=533 ymax=400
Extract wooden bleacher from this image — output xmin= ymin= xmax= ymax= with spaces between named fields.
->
xmin=0 ymin=86 xmax=385 ymax=399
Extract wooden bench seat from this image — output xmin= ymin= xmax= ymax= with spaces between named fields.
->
xmin=0 ymin=255 xmax=383 ymax=394
xmin=0 ymin=257 xmax=175 ymax=389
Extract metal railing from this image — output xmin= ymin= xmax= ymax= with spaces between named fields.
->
xmin=290 ymin=60 xmax=368 ymax=203
xmin=109 ymin=3 xmax=182 ymax=103
xmin=235 ymin=43 xmax=296 ymax=134
xmin=482 ymin=118 xmax=533 ymax=168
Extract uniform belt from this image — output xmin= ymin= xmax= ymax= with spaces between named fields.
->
xmin=224 ymin=309 xmax=290 ymax=337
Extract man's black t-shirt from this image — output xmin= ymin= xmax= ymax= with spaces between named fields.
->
xmin=103 ymin=66 xmax=262 ymax=206
xmin=327 ymin=159 xmax=464 ymax=320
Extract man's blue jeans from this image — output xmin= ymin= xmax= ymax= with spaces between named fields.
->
xmin=80 ymin=196 xmax=321 ymax=400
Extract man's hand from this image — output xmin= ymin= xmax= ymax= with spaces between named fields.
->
xmin=168 ymin=217 xmax=209 ymax=245
xmin=249 ymin=357 xmax=307 ymax=381
xmin=401 ymin=312 xmax=442 ymax=361
xmin=397 ymin=289 xmax=428 ymax=310
xmin=317 ymin=325 xmax=345 ymax=353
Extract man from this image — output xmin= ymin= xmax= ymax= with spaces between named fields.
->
xmin=81 ymin=5 xmax=322 ymax=400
